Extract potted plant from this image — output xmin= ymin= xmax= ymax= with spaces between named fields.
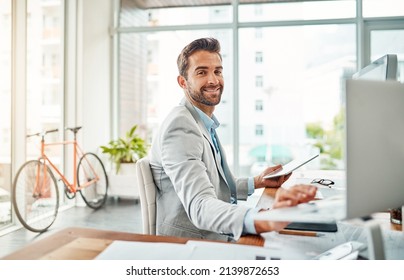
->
xmin=100 ymin=125 xmax=148 ymax=200
xmin=100 ymin=125 xmax=148 ymax=174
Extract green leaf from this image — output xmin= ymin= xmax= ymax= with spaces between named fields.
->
xmin=100 ymin=125 xmax=149 ymax=174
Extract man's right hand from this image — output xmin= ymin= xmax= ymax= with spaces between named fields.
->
xmin=253 ymin=184 xmax=317 ymax=234
xmin=272 ymin=184 xmax=317 ymax=208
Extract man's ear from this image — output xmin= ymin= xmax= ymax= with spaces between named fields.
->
xmin=177 ymin=75 xmax=187 ymax=89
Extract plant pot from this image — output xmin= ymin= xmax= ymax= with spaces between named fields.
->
xmin=117 ymin=163 xmax=137 ymax=175
xmin=108 ymin=163 xmax=139 ymax=199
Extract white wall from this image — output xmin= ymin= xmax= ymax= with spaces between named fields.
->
xmin=77 ymin=0 xmax=112 ymax=155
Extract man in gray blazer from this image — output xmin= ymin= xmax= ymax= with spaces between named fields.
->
xmin=149 ymin=37 xmax=317 ymax=241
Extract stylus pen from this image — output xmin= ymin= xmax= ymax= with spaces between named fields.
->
xmin=279 ymin=229 xmax=325 ymax=237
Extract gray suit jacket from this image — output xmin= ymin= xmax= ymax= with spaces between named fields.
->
xmin=149 ymin=98 xmax=250 ymax=241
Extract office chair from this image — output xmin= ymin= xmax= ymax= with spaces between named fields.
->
xmin=135 ymin=157 xmax=156 ymax=235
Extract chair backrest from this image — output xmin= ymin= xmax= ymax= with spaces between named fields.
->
xmin=135 ymin=157 xmax=156 ymax=235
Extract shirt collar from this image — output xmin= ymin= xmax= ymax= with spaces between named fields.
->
xmin=193 ymin=106 xmax=220 ymax=132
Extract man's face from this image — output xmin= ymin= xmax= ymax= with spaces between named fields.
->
xmin=180 ymin=50 xmax=224 ymax=110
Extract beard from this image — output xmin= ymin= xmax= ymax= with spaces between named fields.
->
xmin=186 ymin=84 xmax=223 ymax=106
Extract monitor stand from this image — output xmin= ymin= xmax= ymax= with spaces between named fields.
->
xmin=364 ymin=219 xmax=385 ymax=260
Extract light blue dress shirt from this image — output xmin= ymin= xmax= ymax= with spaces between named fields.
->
xmin=194 ymin=106 xmax=257 ymax=234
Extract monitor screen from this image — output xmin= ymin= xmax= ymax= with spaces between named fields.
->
xmin=352 ymin=54 xmax=398 ymax=81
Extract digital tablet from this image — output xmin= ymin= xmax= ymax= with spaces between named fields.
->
xmin=263 ymin=154 xmax=319 ymax=179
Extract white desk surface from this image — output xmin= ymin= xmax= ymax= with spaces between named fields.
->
xmin=260 ymin=169 xmax=403 ymax=260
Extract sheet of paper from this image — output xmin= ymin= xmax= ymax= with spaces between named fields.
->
xmin=263 ymin=154 xmax=319 ymax=179
xmin=186 ymin=240 xmax=282 ymax=260
xmin=95 ymin=239 xmax=283 ymax=260
xmin=95 ymin=241 xmax=193 ymax=260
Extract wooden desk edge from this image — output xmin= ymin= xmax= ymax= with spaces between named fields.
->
xmin=1 ymin=227 xmax=192 ymax=260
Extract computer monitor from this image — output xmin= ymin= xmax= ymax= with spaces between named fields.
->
xmin=254 ymin=79 xmax=404 ymax=224
xmin=345 ymin=79 xmax=404 ymax=220
xmin=352 ymin=54 xmax=398 ymax=81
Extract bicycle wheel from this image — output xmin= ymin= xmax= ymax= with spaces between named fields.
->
xmin=12 ymin=160 xmax=59 ymax=233
xmin=77 ymin=152 xmax=108 ymax=209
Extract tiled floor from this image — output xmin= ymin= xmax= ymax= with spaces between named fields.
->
xmin=0 ymin=197 xmax=143 ymax=259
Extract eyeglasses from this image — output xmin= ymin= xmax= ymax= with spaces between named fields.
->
xmin=311 ymin=178 xmax=335 ymax=187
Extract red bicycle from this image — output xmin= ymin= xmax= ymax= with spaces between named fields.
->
xmin=12 ymin=126 xmax=108 ymax=232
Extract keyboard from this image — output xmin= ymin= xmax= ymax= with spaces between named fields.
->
xmin=255 ymin=196 xmax=346 ymax=223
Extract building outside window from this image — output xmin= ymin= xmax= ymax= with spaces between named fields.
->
xmin=255 ymin=100 xmax=263 ymax=111
xmin=255 ymin=28 xmax=263 ymax=40
xmin=255 ymin=124 xmax=264 ymax=136
xmin=255 ymin=51 xmax=263 ymax=63
xmin=255 ymin=75 xmax=263 ymax=88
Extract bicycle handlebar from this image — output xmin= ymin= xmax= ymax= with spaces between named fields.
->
xmin=26 ymin=128 xmax=59 ymax=138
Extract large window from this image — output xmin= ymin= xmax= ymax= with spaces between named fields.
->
xmin=238 ymin=0 xmax=356 ymax=22
xmin=239 ymin=24 xmax=355 ymax=175
xmin=26 ymin=0 xmax=64 ymax=151
xmin=116 ymin=0 xmax=404 ymax=177
xmin=363 ymin=0 xmax=404 ymax=18
xmin=0 ymin=0 xmax=64 ymax=233
xmin=0 ymin=0 xmax=12 ymax=231
xmin=119 ymin=0 xmax=232 ymax=28
xmin=370 ymin=29 xmax=404 ymax=83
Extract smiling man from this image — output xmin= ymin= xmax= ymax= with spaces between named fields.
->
xmin=149 ymin=37 xmax=316 ymax=241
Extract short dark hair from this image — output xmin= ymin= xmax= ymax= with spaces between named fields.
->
xmin=177 ymin=37 xmax=222 ymax=79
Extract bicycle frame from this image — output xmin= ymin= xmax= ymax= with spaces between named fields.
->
xmin=33 ymin=129 xmax=100 ymax=195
